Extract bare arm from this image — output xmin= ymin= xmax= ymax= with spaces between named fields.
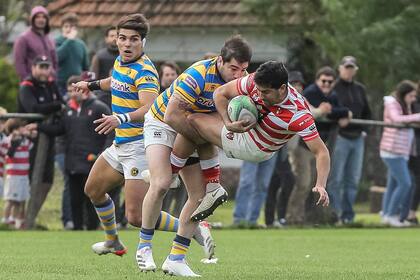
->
xmin=164 ymin=93 xmax=206 ymax=143
xmin=305 ymin=136 xmax=330 ymax=206
xmin=73 ymin=77 xmax=111 ymax=94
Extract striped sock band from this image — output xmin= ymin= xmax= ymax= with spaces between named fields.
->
xmin=155 ymin=211 xmax=179 ymax=232
xmin=170 ymin=153 xmax=188 ymax=174
xmin=94 ymin=196 xmax=118 ymax=241
xmin=169 ymin=234 xmax=191 ymax=261
xmin=200 ymin=157 xmax=221 ymax=189
xmin=138 ymin=228 xmax=154 ymax=250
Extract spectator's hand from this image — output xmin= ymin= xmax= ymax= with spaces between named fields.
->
xmin=72 ymin=81 xmax=89 ymax=95
xmin=225 ymin=119 xmax=255 ymax=133
xmin=338 ymin=117 xmax=350 ymax=128
xmin=348 ymin=110 xmax=353 ymax=119
xmin=318 ymin=102 xmax=332 ymax=115
xmin=25 ymin=123 xmax=38 ymax=132
xmin=94 ymin=114 xmax=120 ymax=135
xmin=312 ymin=186 xmax=329 ymax=207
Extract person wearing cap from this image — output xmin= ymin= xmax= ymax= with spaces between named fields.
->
xmin=286 ymin=66 xmax=351 ymax=224
xmin=17 ymin=55 xmax=63 ymax=205
xmin=55 ymin=13 xmax=89 ymax=97
xmin=327 ymin=56 xmax=371 ymax=224
xmin=13 ymin=6 xmax=57 ymax=81
xmin=26 ymin=74 xmax=111 ymax=230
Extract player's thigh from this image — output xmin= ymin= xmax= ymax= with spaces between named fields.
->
xmin=179 ymin=163 xmax=205 ymax=201
xmin=146 ymin=144 xmax=173 ymax=191
xmin=188 ymin=113 xmax=224 ymax=147
xmin=85 ymin=155 xmax=124 ymax=198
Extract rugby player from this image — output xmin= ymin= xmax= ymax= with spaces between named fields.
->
xmin=138 ymin=35 xmax=252 ymax=276
xmin=72 ymin=14 xmax=213 ymax=271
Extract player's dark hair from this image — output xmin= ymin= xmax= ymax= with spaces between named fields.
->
xmin=117 ymin=13 xmax=149 ymax=39
xmin=220 ymin=35 xmax=252 ymax=64
xmin=61 ymin=12 xmax=78 ymax=27
xmin=104 ymin=26 xmax=117 ymax=37
xmin=254 ymin=61 xmax=288 ymax=90
xmin=5 ymin=118 xmax=26 ymax=134
xmin=315 ymin=66 xmax=336 ymax=80
xmin=159 ymin=61 xmax=181 ymax=77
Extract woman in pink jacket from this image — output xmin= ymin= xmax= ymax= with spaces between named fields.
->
xmin=380 ymin=80 xmax=420 ymax=227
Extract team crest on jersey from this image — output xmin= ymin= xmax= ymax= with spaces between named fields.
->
xmin=226 ymin=131 xmax=234 ymax=140
xmin=127 ymin=69 xmax=131 ymax=75
xmin=131 ymin=167 xmax=139 ymax=177
xmin=184 ymin=76 xmax=198 ymax=89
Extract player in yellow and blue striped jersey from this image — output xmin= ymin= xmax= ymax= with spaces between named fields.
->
xmin=141 ymin=35 xmax=252 ymax=277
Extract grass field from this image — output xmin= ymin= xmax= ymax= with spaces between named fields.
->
xmin=1 ymin=228 xmax=420 ymax=279
xmin=2 ymin=172 xmax=420 ymax=279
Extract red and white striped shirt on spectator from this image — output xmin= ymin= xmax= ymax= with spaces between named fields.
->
xmin=5 ymin=137 xmax=32 ymax=176
xmin=236 ymin=73 xmax=319 ymax=153
xmin=0 ymin=133 xmax=8 ymax=178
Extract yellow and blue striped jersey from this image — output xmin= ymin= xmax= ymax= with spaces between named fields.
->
xmin=150 ymin=57 xmax=225 ymax=121
xmin=111 ymin=54 xmax=159 ymax=144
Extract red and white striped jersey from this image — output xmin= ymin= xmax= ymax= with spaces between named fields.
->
xmin=236 ymin=73 xmax=319 ymax=153
xmin=0 ymin=133 xmax=8 ymax=177
xmin=5 ymin=136 xmax=32 ymax=176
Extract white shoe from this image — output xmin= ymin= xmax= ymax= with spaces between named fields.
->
xmin=136 ymin=246 xmax=157 ymax=272
xmin=381 ymin=215 xmax=390 ymax=225
xmin=191 ymin=184 xmax=228 ymax=222
xmin=92 ymin=240 xmax=127 ymax=256
xmin=388 ymin=216 xmax=407 ymax=228
xmin=162 ymin=257 xmax=201 ymax=277
xmin=141 ymin=169 xmax=180 ymax=189
xmin=193 ymin=221 xmax=215 ymax=259
xmin=64 ymin=221 xmax=74 ymax=230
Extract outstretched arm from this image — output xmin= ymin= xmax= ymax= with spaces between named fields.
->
xmin=304 ymin=136 xmax=330 ymax=207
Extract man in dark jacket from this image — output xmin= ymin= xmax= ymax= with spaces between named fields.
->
xmin=18 ymin=55 xmax=62 ymax=190
xmin=327 ymin=56 xmax=371 ymax=224
xmin=13 ymin=6 xmax=57 ymax=81
xmin=28 ymin=75 xmax=111 ymax=230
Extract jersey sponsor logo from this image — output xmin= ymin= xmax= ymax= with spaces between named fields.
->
xmin=131 ymin=167 xmax=139 ymax=177
xmin=184 ymin=75 xmax=198 ymax=89
xmin=309 ymin=124 xmax=316 ymax=131
xmin=297 ymin=116 xmax=312 ymax=127
xmin=111 ymin=79 xmax=130 ymax=92
xmin=145 ymin=76 xmax=156 ymax=82
xmin=197 ymin=97 xmax=214 ymax=107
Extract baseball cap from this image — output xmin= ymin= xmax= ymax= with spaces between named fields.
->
xmin=288 ymin=71 xmax=305 ymax=84
xmin=33 ymin=55 xmax=51 ymax=66
xmin=340 ymin=56 xmax=358 ymax=68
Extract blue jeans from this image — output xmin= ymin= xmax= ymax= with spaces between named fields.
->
xmin=233 ymin=154 xmax=278 ymax=224
xmin=55 ymin=153 xmax=72 ymax=225
xmin=381 ymin=157 xmax=412 ymax=219
xmin=327 ymin=135 xmax=365 ymax=222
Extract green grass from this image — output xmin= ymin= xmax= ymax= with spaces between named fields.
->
xmin=1 ymin=229 xmax=420 ymax=279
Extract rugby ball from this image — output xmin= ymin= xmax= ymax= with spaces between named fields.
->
xmin=227 ymin=95 xmax=258 ymax=125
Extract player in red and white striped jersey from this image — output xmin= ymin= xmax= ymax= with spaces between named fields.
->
xmin=186 ymin=61 xmax=330 ymax=206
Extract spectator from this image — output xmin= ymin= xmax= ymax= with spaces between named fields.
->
xmin=380 ymin=81 xmax=420 ymax=227
xmin=2 ymin=119 xmax=33 ymax=229
xmin=287 ymin=66 xmax=350 ymax=224
xmin=90 ymin=27 xmax=118 ymax=80
xmin=56 ymin=13 xmax=89 ymax=97
xmin=13 ymin=6 xmax=57 ymax=81
xmin=159 ymin=61 xmax=181 ymax=92
xmin=233 ymin=154 xmax=278 ymax=228
xmin=27 ymin=75 xmax=111 ymax=230
xmin=407 ymin=82 xmax=420 ymax=224
xmin=17 ymin=55 xmax=62 ymax=211
xmin=264 ymin=71 xmax=304 ymax=227
xmin=327 ymin=56 xmax=371 ymax=224
xmin=0 ymin=107 xmax=8 ymax=199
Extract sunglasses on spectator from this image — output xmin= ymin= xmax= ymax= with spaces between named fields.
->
xmin=321 ymin=79 xmax=334 ymax=85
